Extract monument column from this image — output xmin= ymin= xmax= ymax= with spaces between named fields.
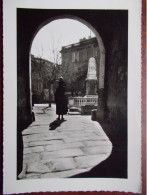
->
xmin=80 ymin=57 xmax=98 ymax=115
xmin=85 ymin=57 xmax=98 ymax=97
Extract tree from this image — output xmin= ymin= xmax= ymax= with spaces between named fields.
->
xmin=31 ymin=47 xmax=60 ymax=108
xmin=31 ymin=36 xmax=71 ymax=108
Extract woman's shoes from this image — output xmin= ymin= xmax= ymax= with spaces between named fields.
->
xmin=57 ymin=116 xmax=64 ymax=120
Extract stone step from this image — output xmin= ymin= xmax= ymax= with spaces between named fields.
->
xmin=68 ymin=106 xmax=81 ymax=114
xmin=68 ymin=111 xmax=81 ymax=115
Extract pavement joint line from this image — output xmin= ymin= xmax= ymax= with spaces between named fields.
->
xmin=19 ymin=104 xmax=113 ymax=179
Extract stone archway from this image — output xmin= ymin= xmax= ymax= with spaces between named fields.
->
xmin=17 ymin=9 xmax=128 ymax=178
xmin=29 ymin=15 xmax=106 ymax=118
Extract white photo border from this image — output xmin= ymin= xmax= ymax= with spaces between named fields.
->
xmin=3 ymin=0 xmax=141 ymax=194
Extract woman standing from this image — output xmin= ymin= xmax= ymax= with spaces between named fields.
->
xmin=54 ymin=77 xmax=68 ymax=120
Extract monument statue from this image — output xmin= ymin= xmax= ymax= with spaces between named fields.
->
xmin=85 ymin=57 xmax=98 ymax=96
xmin=87 ymin=57 xmax=97 ymax=80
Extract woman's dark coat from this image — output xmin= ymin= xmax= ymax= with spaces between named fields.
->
xmin=54 ymin=81 xmax=68 ymax=115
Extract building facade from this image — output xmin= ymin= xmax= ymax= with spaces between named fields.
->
xmin=60 ymin=37 xmax=100 ymax=96
xmin=31 ymin=55 xmax=55 ymax=104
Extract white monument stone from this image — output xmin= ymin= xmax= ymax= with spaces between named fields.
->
xmin=85 ymin=57 xmax=98 ymax=97
xmin=87 ymin=57 xmax=97 ymax=80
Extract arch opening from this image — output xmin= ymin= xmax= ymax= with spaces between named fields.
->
xmin=30 ymin=16 xmax=106 ymax=118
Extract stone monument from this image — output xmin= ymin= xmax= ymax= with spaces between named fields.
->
xmin=81 ymin=57 xmax=98 ymax=115
xmin=85 ymin=57 xmax=98 ymax=97
xmin=68 ymin=57 xmax=98 ymax=115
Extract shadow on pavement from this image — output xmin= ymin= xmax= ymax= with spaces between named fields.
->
xmin=71 ymin=146 xmax=127 ymax=178
xmin=49 ymin=119 xmax=66 ymax=130
xmin=71 ymin=120 xmax=127 ymax=178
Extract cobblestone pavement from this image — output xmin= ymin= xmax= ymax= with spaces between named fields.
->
xmin=18 ymin=104 xmax=112 ymax=179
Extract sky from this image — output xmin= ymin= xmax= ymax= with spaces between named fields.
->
xmin=31 ymin=19 xmax=95 ymax=63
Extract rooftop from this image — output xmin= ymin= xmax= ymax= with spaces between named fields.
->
xmin=60 ymin=37 xmax=97 ymax=51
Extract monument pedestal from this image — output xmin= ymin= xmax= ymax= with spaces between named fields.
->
xmin=85 ymin=79 xmax=98 ymax=96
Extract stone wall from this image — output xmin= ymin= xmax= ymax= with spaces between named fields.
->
xmin=104 ymin=18 xmax=128 ymax=129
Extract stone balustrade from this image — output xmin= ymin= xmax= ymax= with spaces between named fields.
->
xmin=68 ymin=96 xmax=98 ymax=108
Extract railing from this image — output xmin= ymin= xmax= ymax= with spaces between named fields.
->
xmin=68 ymin=96 xmax=98 ymax=108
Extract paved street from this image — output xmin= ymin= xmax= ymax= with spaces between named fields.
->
xmin=18 ymin=104 xmax=112 ymax=179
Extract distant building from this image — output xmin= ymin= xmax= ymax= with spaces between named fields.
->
xmin=31 ymin=55 xmax=58 ymax=104
xmin=60 ymin=37 xmax=100 ymax=96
